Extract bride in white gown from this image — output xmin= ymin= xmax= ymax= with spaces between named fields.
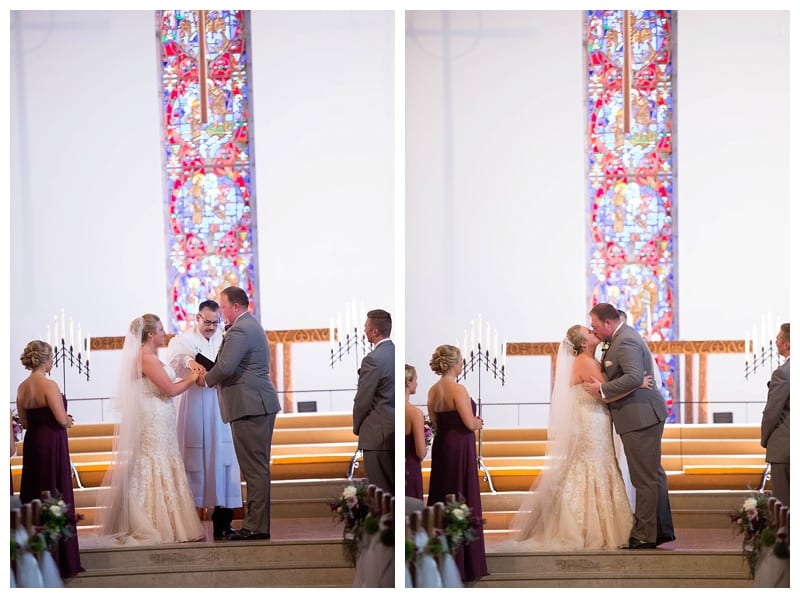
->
xmin=508 ymin=325 xmax=650 ymax=551
xmin=92 ymin=314 xmax=206 ymax=546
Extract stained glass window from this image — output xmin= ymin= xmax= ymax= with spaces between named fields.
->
xmin=159 ymin=10 xmax=259 ymax=331
xmin=586 ymin=10 xmax=677 ymax=421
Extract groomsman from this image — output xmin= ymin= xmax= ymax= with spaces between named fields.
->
xmin=584 ymin=303 xmax=674 ymax=549
xmin=352 ymin=309 xmax=395 ymax=494
xmin=761 ymin=323 xmax=790 ymax=506
xmin=167 ymin=300 xmax=242 ymax=539
xmin=201 ymin=287 xmax=281 ymax=540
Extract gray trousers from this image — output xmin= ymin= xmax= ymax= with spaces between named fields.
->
xmin=363 ymin=447 xmax=394 ymax=495
xmin=620 ymin=420 xmax=674 ymax=542
xmin=770 ymin=462 xmax=790 ymax=507
xmin=230 ymin=412 xmax=276 ymax=534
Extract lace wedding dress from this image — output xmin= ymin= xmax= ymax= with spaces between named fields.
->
xmin=92 ymin=333 xmax=205 ymax=547
xmin=510 ymin=383 xmax=633 ymax=550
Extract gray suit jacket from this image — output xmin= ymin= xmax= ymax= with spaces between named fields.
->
xmin=352 ymin=339 xmax=395 ymax=451
xmin=761 ymin=358 xmax=790 ymax=463
xmin=204 ymin=312 xmax=281 ymax=423
xmin=601 ymin=323 xmax=668 ymax=434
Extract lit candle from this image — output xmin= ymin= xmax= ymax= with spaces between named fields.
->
xmin=337 ymin=313 xmax=343 ymax=345
xmin=345 ymin=308 xmax=351 ymax=340
xmin=69 ymin=317 xmax=74 ymax=348
xmin=351 ymin=299 xmax=358 ymax=332
xmin=61 ymin=309 xmax=66 ymax=342
xmin=86 ymin=336 xmax=90 ymax=363
xmin=502 ymin=341 xmax=506 ymax=368
xmin=761 ymin=317 xmax=766 ymax=354
xmin=470 ymin=321 xmax=475 ymax=353
xmin=767 ymin=312 xmax=774 ymax=345
xmin=744 ymin=331 xmax=749 ymax=364
xmin=477 ymin=314 xmax=482 ymax=349
xmin=486 ymin=321 xmax=491 ymax=355
xmin=493 ymin=329 xmax=498 ymax=361
xmin=77 ymin=324 xmax=82 ymax=356
xmin=329 ymin=320 xmax=335 ymax=351
xmin=752 ymin=326 xmax=758 ymax=358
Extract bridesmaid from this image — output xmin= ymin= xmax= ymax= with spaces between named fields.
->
xmin=426 ymin=345 xmax=488 ymax=583
xmin=16 ymin=340 xmax=84 ymax=580
xmin=404 ymin=364 xmax=425 ymax=501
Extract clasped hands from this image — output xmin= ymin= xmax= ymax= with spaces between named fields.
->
xmin=187 ymin=360 xmax=207 ymax=386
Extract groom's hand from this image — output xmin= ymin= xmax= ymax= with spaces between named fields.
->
xmin=583 ymin=376 xmax=604 ymax=400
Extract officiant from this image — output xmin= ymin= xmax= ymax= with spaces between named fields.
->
xmin=167 ymin=299 xmax=243 ymax=539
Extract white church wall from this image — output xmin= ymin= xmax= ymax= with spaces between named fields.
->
xmin=405 ymin=10 xmax=790 ymax=428
xmin=9 ymin=10 xmax=395 ymax=421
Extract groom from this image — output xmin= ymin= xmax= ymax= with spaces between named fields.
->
xmin=584 ymin=302 xmax=675 ymax=549
xmin=201 ymin=286 xmax=282 ymax=540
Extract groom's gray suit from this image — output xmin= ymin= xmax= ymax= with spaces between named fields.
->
xmin=600 ymin=323 xmax=674 ymax=545
xmin=205 ymin=311 xmax=281 ymax=536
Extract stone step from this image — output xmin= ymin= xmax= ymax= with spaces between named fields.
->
xmin=67 ymin=535 xmax=355 ymax=588
xmin=478 ymin=550 xmax=751 ymax=588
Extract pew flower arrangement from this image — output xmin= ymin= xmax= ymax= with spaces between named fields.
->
xmin=38 ymin=495 xmax=77 ymax=550
xmin=330 ymin=480 xmax=371 ymax=564
xmin=442 ymin=496 xmax=480 ymax=553
xmin=729 ymin=492 xmax=789 ymax=577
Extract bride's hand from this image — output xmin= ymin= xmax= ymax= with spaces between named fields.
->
xmin=640 ymin=374 xmax=654 ymax=389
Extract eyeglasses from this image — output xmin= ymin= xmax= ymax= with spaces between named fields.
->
xmin=200 ymin=319 xmax=221 ymax=327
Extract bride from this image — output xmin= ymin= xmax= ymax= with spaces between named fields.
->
xmin=508 ymin=325 xmax=650 ymax=551
xmin=93 ymin=314 xmax=206 ymax=545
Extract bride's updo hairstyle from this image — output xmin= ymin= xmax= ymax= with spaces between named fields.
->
xmin=131 ymin=314 xmax=161 ymax=343
xmin=565 ymin=324 xmax=587 ymax=356
xmin=20 ymin=340 xmax=53 ymax=371
xmin=429 ymin=344 xmax=462 ymax=375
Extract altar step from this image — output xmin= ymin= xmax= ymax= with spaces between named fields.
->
xmin=477 ymin=545 xmax=751 ymax=588
xmin=66 ymin=520 xmax=355 ymax=588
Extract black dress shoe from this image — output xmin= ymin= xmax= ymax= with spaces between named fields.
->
xmin=213 ymin=526 xmax=238 ymax=539
xmin=656 ymin=535 xmax=675 ymax=546
xmin=625 ymin=537 xmax=656 ymax=549
xmin=228 ymin=528 xmax=270 ymax=541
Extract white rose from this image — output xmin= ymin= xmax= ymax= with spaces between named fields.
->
xmin=743 ymin=498 xmax=757 ymax=511
xmin=342 ymin=486 xmax=357 ymax=499
xmin=451 ymin=507 xmax=465 ymax=520
xmin=50 ymin=505 xmax=63 ymax=517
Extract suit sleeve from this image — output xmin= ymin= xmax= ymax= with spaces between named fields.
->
xmin=761 ymin=365 xmax=789 ymax=448
xmin=352 ymin=354 xmax=379 ymax=435
xmin=205 ymin=326 xmax=249 ymax=388
xmin=601 ymin=335 xmax=646 ymax=398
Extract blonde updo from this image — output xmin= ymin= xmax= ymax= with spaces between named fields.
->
xmin=405 ymin=364 xmax=417 ymax=385
xmin=429 ymin=344 xmax=462 ymax=376
xmin=131 ymin=314 xmax=161 ymax=343
xmin=565 ymin=324 xmax=587 ymax=356
xmin=20 ymin=340 xmax=53 ymax=371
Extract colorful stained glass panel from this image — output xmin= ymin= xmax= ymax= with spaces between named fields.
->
xmin=159 ymin=10 xmax=258 ymax=331
xmin=586 ymin=10 xmax=677 ymax=420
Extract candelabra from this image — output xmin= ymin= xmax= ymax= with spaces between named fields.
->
xmin=329 ymin=329 xmax=372 ymax=370
xmin=456 ymin=339 xmax=506 ymax=494
xmin=49 ymin=310 xmax=92 ymax=490
xmin=744 ymin=341 xmax=784 ymax=380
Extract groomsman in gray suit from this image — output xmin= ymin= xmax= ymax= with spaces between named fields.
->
xmin=202 ymin=286 xmax=282 ymax=540
xmin=584 ymin=302 xmax=674 ymax=549
xmin=352 ymin=309 xmax=395 ymax=494
xmin=761 ymin=322 xmax=790 ymax=506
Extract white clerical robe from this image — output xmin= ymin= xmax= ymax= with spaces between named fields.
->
xmin=167 ymin=326 xmax=242 ymax=508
